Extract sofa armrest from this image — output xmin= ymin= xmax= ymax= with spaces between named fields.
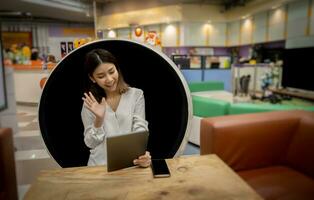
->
xmin=0 ymin=128 xmax=18 ymax=200
xmin=200 ymin=111 xmax=305 ymax=171
xmin=286 ymin=113 xmax=314 ymax=179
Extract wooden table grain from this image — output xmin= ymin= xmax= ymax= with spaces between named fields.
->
xmin=24 ymin=154 xmax=263 ymax=200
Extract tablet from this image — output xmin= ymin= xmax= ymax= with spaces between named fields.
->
xmin=106 ymin=130 xmax=149 ymax=172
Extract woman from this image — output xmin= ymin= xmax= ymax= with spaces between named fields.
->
xmin=81 ymin=49 xmax=151 ymax=167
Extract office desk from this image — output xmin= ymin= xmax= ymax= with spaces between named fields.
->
xmin=24 ymin=154 xmax=262 ymax=200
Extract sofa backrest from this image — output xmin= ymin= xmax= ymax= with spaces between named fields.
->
xmin=189 ymin=81 xmax=224 ymax=92
xmin=227 ymin=103 xmax=312 ymax=115
xmin=285 ymin=113 xmax=314 ymax=179
xmin=201 ymin=111 xmax=303 ymax=171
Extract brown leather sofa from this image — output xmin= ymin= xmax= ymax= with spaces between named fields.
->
xmin=200 ymin=110 xmax=314 ymax=200
xmin=0 ymin=128 xmax=18 ymax=200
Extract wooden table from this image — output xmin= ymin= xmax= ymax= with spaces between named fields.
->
xmin=24 ymin=154 xmax=263 ymax=200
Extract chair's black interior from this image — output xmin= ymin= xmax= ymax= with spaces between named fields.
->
xmin=39 ymin=40 xmax=190 ymax=167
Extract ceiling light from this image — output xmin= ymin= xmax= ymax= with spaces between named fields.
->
xmin=21 ymin=0 xmax=89 ymax=13
xmin=242 ymin=14 xmax=251 ymax=20
xmin=272 ymin=5 xmax=281 ymax=9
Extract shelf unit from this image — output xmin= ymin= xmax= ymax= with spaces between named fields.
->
xmin=232 ymin=63 xmax=282 ymax=95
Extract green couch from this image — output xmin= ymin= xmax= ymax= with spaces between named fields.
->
xmin=192 ymin=96 xmax=229 ymax=117
xmin=192 ymin=96 xmax=314 ymax=117
xmin=228 ymin=103 xmax=314 ymax=115
xmin=189 ymin=81 xmax=314 ymax=117
xmin=189 ymin=81 xmax=224 ymax=93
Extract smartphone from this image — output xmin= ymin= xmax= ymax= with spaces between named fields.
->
xmin=151 ymin=159 xmax=171 ymax=178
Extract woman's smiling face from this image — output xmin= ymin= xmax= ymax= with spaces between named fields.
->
xmin=90 ymin=62 xmax=119 ymax=93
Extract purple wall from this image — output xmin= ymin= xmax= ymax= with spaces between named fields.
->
xmin=238 ymin=45 xmax=251 ymax=58
xmin=237 ymin=40 xmax=285 ymax=58
xmin=213 ymin=47 xmax=230 ymax=56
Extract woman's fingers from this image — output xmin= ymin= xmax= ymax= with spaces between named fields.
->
xmin=139 ymin=152 xmax=151 ymax=160
xmin=138 ymin=156 xmax=150 ymax=162
xmin=82 ymin=97 xmax=91 ymax=107
xmin=84 ymin=92 xmax=93 ymax=104
xmin=141 ymin=159 xmax=151 ymax=167
xmin=134 ymin=151 xmax=151 ymax=168
xmin=83 ymin=101 xmax=92 ymax=112
xmin=89 ymin=92 xmax=97 ymax=102
xmin=134 ymin=158 xmax=146 ymax=164
xmin=139 ymin=155 xmax=151 ymax=160
xmin=133 ymin=158 xmax=151 ymax=167
xmin=83 ymin=92 xmax=101 ymax=109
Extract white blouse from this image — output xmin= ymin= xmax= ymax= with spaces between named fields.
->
xmin=81 ymin=87 xmax=149 ymax=166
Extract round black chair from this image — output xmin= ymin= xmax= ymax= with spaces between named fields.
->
xmin=39 ymin=39 xmax=192 ymax=167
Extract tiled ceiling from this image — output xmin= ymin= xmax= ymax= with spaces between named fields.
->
xmin=0 ymin=0 xmax=93 ymax=22
xmin=91 ymin=0 xmax=253 ymax=15
xmin=0 ymin=0 xmax=252 ymax=22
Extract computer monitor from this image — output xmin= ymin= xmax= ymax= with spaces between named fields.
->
xmin=282 ymin=47 xmax=314 ymax=92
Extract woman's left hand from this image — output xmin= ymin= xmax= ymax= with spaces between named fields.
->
xmin=133 ymin=151 xmax=151 ymax=168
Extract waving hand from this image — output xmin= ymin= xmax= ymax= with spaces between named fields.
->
xmin=82 ymin=92 xmax=106 ymax=119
